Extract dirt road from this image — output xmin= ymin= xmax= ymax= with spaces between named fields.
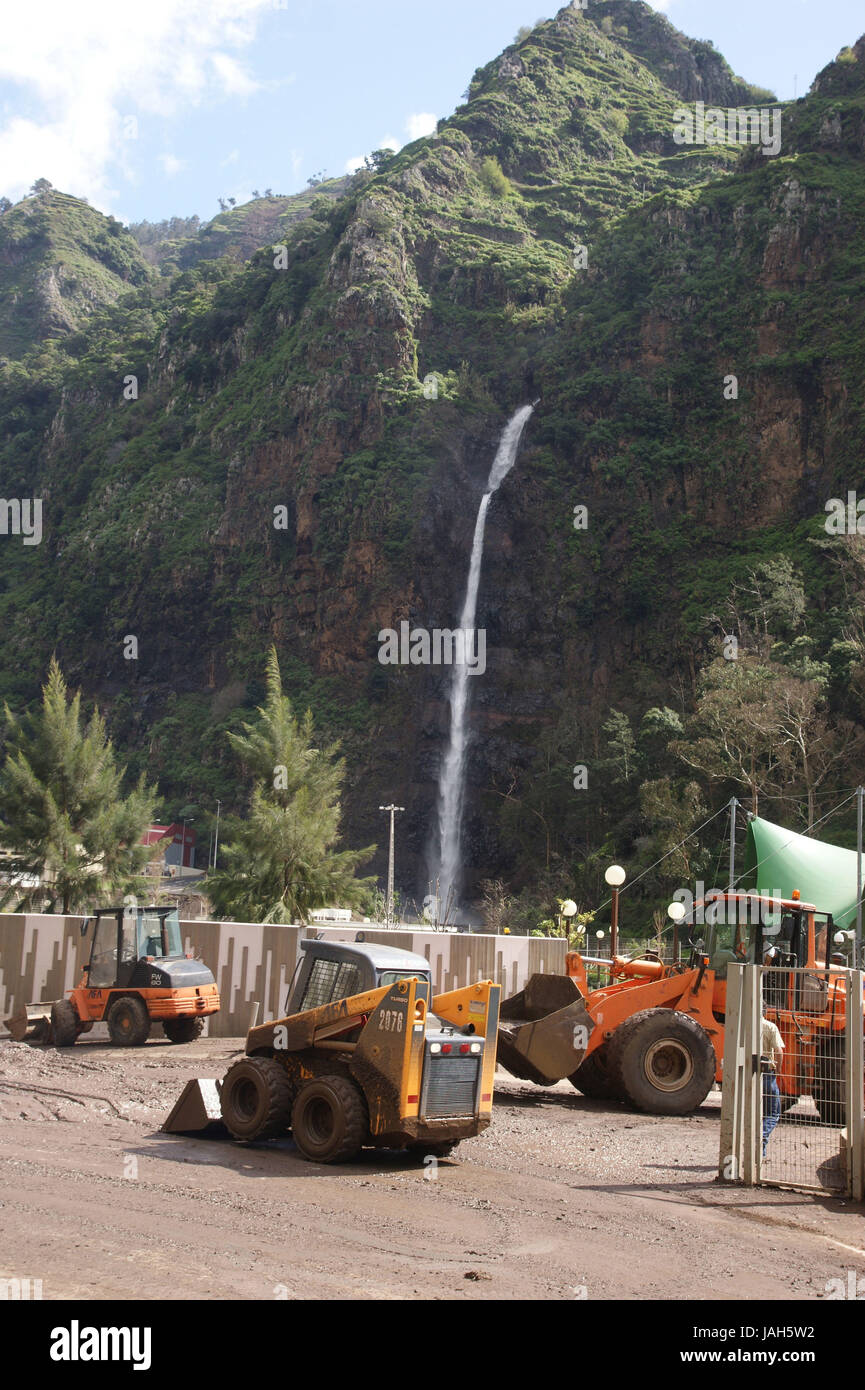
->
xmin=1 ymin=1034 xmax=862 ymax=1301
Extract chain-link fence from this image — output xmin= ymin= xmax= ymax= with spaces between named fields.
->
xmin=720 ymin=963 xmax=864 ymax=1198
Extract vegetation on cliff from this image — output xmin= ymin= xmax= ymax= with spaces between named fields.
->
xmin=1 ymin=3 xmax=864 ymax=929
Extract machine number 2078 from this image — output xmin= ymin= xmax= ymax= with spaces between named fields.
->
xmin=379 ymin=1009 xmax=404 ymax=1033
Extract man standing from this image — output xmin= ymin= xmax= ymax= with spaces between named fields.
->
xmin=761 ymin=1015 xmax=785 ymax=1157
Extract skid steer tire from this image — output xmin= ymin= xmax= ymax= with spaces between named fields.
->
xmin=608 ymin=1008 xmax=716 ymax=1116
xmin=162 ymin=1017 xmax=205 ymax=1044
xmin=568 ymin=1044 xmax=619 ymax=1100
xmin=812 ymin=1039 xmax=845 ymax=1126
xmin=51 ymin=999 xmax=79 ymax=1048
xmin=106 ymin=995 xmax=151 ymax=1048
xmin=220 ymin=1056 xmax=295 ymax=1141
xmin=291 ymin=1075 xmax=369 ymax=1164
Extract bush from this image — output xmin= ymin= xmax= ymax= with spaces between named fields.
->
xmin=479 ymin=156 xmax=512 ymax=199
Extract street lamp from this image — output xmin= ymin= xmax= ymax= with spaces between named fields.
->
xmin=378 ymin=804 xmax=404 ymax=928
xmin=559 ymin=897 xmax=577 ymax=939
xmin=604 ymin=864 xmax=626 ymax=959
xmin=212 ymin=799 xmax=222 ymax=870
xmin=667 ymin=900 xmax=686 ymax=962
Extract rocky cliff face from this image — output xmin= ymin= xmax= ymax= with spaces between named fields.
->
xmin=1 ymin=2 xmax=864 ymax=902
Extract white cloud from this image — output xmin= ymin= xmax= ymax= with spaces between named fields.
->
xmin=344 ymin=155 xmax=364 ymax=174
xmin=220 ymin=149 xmax=240 ymax=167
xmin=405 ymin=111 xmax=437 ymax=141
xmin=159 ymin=153 xmax=185 ymax=176
xmin=0 ymin=0 xmax=273 ymax=210
xmin=379 ymin=133 xmax=401 ymax=152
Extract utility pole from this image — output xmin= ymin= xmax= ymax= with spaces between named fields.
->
xmin=378 ymin=804 xmax=404 ymax=928
xmin=728 ymin=796 xmax=739 ymax=890
xmin=212 ymin=799 xmax=222 ymax=870
xmin=857 ymin=786 xmax=863 ymax=968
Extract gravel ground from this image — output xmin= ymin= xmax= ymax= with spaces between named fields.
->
xmin=1 ymin=1033 xmax=863 ymax=1302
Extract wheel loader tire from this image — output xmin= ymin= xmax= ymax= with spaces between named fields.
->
xmin=608 ymin=1008 xmax=716 ymax=1116
xmin=162 ymin=1017 xmax=205 ymax=1044
xmin=291 ymin=1074 xmax=369 ymax=1163
xmin=106 ymin=995 xmax=151 ymax=1047
xmin=568 ymin=1044 xmax=619 ymax=1100
xmin=813 ymin=1039 xmax=845 ymax=1126
xmin=220 ymin=1056 xmax=295 ymax=1141
xmin=51 ymin=999 xmax=79 ymax=1047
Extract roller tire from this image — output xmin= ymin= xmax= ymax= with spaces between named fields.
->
xmin=51 ymin=999 xmax=79 ymax=1047
xmin=106 ymin=995 xmax=151 ymax=1047
xmin=162 ymin=1017 xmax=205 ymax=1044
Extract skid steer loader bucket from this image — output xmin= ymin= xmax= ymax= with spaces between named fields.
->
xmin=3 ymin=1003 xmax=54 ymax=1043
xmin=497 ymin=974 xmax=595 ymax=1085
xmin=162 ymin=1079 xmax=226 ymax=1136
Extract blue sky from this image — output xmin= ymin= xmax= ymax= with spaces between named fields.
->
xmin=0 ymin=0 xmax=862 ymax=226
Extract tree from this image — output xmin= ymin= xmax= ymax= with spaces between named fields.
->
xmin=602 ymin=709 xmax=637 ymax=784
xmin=30 ymin=178 xmax=52 ymax=196
xmin=364 ymin=149 xmax=395 ymax=173
xmin=0 ymin=197 xmax=12 ymax=216
xmin=0 ymin=659 xmax=156 ymax=912
xmin=671 ymin=655 xmax=786 ymax=816
xmin=206 ymin=649 xmax=375 ymax=923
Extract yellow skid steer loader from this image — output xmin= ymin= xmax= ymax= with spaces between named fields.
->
xmin=164 ymin=938 xmax=500 ymax=1163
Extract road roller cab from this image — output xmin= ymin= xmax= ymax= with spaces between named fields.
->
xmin=51 ymin=905 xmax=219 ymax=1047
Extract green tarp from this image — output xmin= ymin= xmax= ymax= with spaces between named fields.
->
xmin=744 ymin=816 xmax=863 ymax=930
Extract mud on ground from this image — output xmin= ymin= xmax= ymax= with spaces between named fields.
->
xmin=0 ymin=1034 xmax=862 ymax=1301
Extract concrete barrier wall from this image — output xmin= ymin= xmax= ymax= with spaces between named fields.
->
xmin=0 ymin=914 xmax=567 ymax=1038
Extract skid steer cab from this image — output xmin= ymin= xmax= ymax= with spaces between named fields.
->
xmin=51 ymin=905 xmax=219 ymax=1048
xmin=164 ymin=938 xmax=501 ymax=1164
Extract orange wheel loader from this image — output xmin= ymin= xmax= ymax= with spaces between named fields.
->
xmin=497 ymin=892 xmax=859 ymax=1118
xmin=46 ymin=905 xmax=219 ymax=1047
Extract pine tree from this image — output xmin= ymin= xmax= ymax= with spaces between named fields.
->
xmin=0 ymin=659 xmax=156 ymax=912
xmin=207 ymin=648 xmax=375 ymax=923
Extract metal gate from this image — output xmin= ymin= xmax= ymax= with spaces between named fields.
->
xmin=719 ymin=963 xmax=864 ymax=1198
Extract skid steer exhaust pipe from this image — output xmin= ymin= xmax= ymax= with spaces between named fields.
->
xmin=4 ymin=1004 xmax=54 ymax=1043
xmin=497 ymin=974 xmax=595 ymax=1085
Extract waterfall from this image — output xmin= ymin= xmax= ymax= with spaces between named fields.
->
xmin=433 ymin=404 xmax=535 ymax=918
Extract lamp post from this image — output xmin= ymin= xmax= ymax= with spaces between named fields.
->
xmin=181 ymin=818 xmax=194 ymax=871
xmin=604 ymin=864 xmax=626 ymax=960
xmin=212 ymin=799 xmax=222 ymax=870
xmin=379 ymin=804 xmax=404 ymax=929
xmin=667 ymin=900 xmax=686 ymax=964
xmin=559 ymin=897 xmax=577 ymax=941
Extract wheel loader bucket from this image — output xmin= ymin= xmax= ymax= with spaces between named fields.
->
xmin=3 ymin=1004 xmax=54 ymax=1043
xmin=497 ymin=974 xmax=595 ymax=1085
xmin=162 ymin=1079 xmax=226 ymax=1135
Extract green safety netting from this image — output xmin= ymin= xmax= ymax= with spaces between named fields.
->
xmin=743 ymin=816 xmax=863 ymax=929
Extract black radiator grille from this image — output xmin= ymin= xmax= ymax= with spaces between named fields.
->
xmin=421 ymin=1054 xmax=480 ymax=1118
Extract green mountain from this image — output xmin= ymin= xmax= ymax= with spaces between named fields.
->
xmin=0 ymin=187 xmax=151 ymax=359
xmin=1 ymin=0 xmax=864 ymax=914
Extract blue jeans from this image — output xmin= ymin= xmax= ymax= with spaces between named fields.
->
xmin=762 ymin=1072 xmax=781 ymax=1155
